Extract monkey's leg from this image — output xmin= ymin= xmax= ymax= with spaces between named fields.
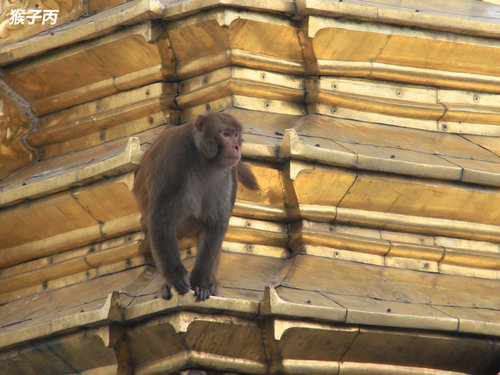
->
xmin=190 ymin=223 xmax=225 ymax=301
xmin=149 ymin=216 xmax=191 ymax=298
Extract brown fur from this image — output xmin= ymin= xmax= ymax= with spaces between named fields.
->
xmin=133 ymin=112 xmax=258 ymax=301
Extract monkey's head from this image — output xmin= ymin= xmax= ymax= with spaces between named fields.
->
xmin=193 ymin=112 xmax=242 ymax=168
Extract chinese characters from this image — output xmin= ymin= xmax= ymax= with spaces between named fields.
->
xmin=9 ymin=9 xmax=59 ymax=25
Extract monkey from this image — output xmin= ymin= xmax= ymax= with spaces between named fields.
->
xmin=133 ymin=112 xmax=259 ymax=301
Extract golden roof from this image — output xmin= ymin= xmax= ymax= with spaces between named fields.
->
xmin=1 ymin=0 xmax=500 ymax=373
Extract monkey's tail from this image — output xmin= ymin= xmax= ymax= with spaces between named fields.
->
xmin=238 ymin=162 xmax=260 ymax=191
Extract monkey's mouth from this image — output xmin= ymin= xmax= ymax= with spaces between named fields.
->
xmin=223 ymin=156 xmax=240 ymax=166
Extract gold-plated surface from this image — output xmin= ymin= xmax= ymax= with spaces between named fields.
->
xmin=307 ymin=77 xmax=443 ymax=130
xmin=2 ymin=255 xmax=500 ymax=373
xmin=293 ymin=115 xmax=499 ymax=161
xmin=336 ymin=207 xmax=500 ymax=244
xmin=2 ymin=21 xmax=166 ymax=115
xmin=28 ymin=82 xmax=176 ymax=156
xmin=283 ymin=116 xmax=500 ymax=186
xmin=306 ymin=15 xmax=500 ymax=90
xmin=0 ymin=91 xmax=34 ymax=179
xmin=0 ymin=239 xmax=142 ymax=295
xmin=280 ymin=158 xmax=500 ymax=246
xmin=0 ymin=173 xmax=141 ymax=274
xmin=338 ymin=362 xmax=468 ymax=375
xmin=88 ymin=0 xmax=129 ymax=14
xmin=298 ymin=0 xmax=500 ymax=37
xmin=308 ymin=76 xmax=500 ymax=135
xmin=0 ymin=0 xmax=85 ymax=45
xmin=167 ymin=8 xmax=304 ymax=78
xmin=339 ymin=172 xmax=500 ymax=225
xmin=0 ymin=327 xmax=119 ymax=374
xmin=1 ymin=0 xmax=500 ymax=373
xmin=465 ymin=134 xmax=500 ymax=156
xmin=0 ymin=136 xmax=142 ymax=207
xmin=341 ymin=328 xmax=499 ymax=374
xmin=0 ymin=0 xmax=163 ymax=64
xmin=177 ymin=67 xmax=304 ymax=111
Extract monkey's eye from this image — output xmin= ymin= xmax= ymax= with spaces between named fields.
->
xmin=221 ymin=129 xmax=238 ymax=138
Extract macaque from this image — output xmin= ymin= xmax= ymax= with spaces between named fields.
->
xmin=133 ymin=112 xmax=259 ymax=301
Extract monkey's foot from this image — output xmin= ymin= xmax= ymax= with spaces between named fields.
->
xmin=161 ymin=285 xmax=173 ymax=300
xmin=192 ymin=286 xmax=210 ymax=301
xmin=192 ymin=282 xmax=218 ymax=301
xmin=171 ymin=274 xmax=191 ymax=295
xmin=161 ymin=274 xmax=191 ymax=300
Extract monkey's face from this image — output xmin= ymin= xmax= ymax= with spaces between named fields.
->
xmin=193 ymin=112 xmax=243 ymax=168
xmin=214 ymin=127 xmax=241 ymax=168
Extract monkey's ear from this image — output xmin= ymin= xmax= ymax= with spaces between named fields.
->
xmin=201 ymin=139 xmax=218 ymax=160
xmin=194 ymin=114 xmax=205 ymax=132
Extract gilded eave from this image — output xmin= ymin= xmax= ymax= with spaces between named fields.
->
xmin=1 ymin=0 xmax=500 ymax=374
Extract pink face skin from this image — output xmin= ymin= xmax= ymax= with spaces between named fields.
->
xmin=218 ymin=127 xmax=241 ymax=166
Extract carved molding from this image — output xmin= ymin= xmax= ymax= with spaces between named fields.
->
xmin=0 ymin=92 xmax=34 ymax=180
